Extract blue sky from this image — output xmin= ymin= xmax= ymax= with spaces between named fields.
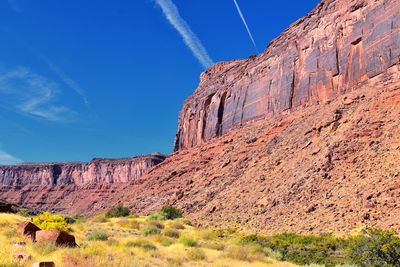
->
xmin=0 ymin=0 xmax=319 ymax=164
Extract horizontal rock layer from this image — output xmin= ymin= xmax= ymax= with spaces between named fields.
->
xmin=0 ymin=154 xmax=166 ymax=186
xmin=174 ymin=0 xmax=400 ymax=151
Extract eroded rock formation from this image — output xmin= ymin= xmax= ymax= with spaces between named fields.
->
xmin=174 ymin=0 xmax=400 ymax=150
xmin=1 ymin=0 xmax=400 ymax=234
xmin=0 ymin=154 xmax=166 ymax=186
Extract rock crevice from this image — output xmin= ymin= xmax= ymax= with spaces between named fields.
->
xmin=174 ymin=0 xmax=400 ymax=151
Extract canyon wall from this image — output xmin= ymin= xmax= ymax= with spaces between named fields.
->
xmin=0 ymin=154 xmax=166 ymax=186
xmin=174 ymin=0 xmax=400 ymax=151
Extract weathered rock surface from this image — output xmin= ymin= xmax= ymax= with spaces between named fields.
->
xmin=17 ymin=221 xmax=41 ymax=241
xmin=0 ymin=154 xmax=166 ymax=186
xmin=36 ymin=230 xmax=77 ymax=247
xmin=174 ymin=0 xmax=400 ymax=151
xmin=1 ymin=0 xmax=400 ymax=234
xmin=0 ymin=199 xmax=20 ymax=213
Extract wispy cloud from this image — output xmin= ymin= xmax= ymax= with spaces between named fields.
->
xmin=154 ymin=0 xmax=214 ymax=69
xmin=0 ymin=66 xmax=76 ymax=122
xmin=232 ymin=0 xmax=259 ymax=53
xmin=0 ymin=148 xmax=21 ymax=165
xmin=8 ymin=0 xmax=22 ymax=13
xmin=39 ymin=57 xmax=90 ymax=107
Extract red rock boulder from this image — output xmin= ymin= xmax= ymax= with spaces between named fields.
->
xmin=36 ymin=230 xmax=77 ymax=247
xmin=17 ymin=221 xmax=41 ymax=241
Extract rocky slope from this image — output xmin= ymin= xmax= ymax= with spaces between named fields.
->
xmin=1 ymin=0 xmax=400 ymax=234
xmin=174 ymin=0 xmax=400 ymax=151
xmin=0 ymin=154 xmax=166 ymax=186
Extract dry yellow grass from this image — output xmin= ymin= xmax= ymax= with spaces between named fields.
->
xmin=0 ymin=213 xmax=297 ymax=267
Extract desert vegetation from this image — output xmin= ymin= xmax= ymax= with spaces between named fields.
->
xmin=0 ymin=206 xmax=400 ymax=267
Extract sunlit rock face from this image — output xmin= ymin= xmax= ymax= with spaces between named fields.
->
xmin=0 ymin=154 xmax=166 ymax=186
xmin=174 ymin=0 xmax=400 ymax=151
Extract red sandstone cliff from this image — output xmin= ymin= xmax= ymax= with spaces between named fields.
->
xmin=0 ymin=154 xmax=166 ymax=186
xmin=1 ymin=0 xmax=400 ymax=234
xmin=174 ymin=0 xmax=400 ymax=151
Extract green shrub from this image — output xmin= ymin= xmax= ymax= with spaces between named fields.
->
xmin=105 ymin=204 xmax=130 ymax=218
xmin=164 ymin=228 xmax=180 ymax=239
xmin=263 ymin=247 xmax=283 ymax=260
xmin=160 ymin=206 xmax=183 ymax=220
xmin=149 ymin=220 xmax=164 ymax=229
xmin=169 ymin=221 xmax=185 ymax=230
xmin=224 ymin=244 xmax=265 ymax=262
xmin=157 ymin=236 xmax=175 ymax=246
xmin=187 ymin=248 xmax=206 ymax=261
xmin=32 ymin=211 xmax=69 ymax=232
xmin=179 ymin=236 xmax=198 ymax=247
xmin=64 ymin=215 xmax=82 ymax=224
xmin=148 ymin=212 xmax=166 ymax=221
xmin=267 ymin=232 xmax=348 ymax=266
xmin=126 ymin=239 xmax=157 ymax=251
xmin=93 ymin=216 xmax=109 ymax=223
xmin=238 ymin=234 xmax=270 ymax=247
xmin=141 ymin=225 xmax=161 ymax=236
xmin=87 ymin=229 xmax=109 ymax=241
xmin=18 ymin=208 xmax=31 ymax=217
xmin=348 ymin=228 xmax=400 ymax=267
xmin=204 ymin=241 xmax=225 ymax=251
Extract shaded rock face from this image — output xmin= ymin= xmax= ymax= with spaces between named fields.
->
xmin=17 ymin=222 xmax=41 ymax=241
xmin=36 ymin=230 xmax=77 ymax=247
xmin=0 ymin=154 xmax=166 ymax=186
xmin=174 ymin=0 xmax=400 ymax=151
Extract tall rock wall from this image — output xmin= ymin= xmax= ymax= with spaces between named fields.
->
xmin=0 ymin=154 xmax=166 ymax=186
xmin=174 ymin=0 xmax=400 ymax=151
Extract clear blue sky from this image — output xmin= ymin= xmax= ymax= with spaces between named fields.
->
xmin=0 ymin=0 xmax=319 ymax=164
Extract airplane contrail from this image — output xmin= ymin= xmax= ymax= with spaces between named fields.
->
xmin=232 ymin=0 xmax=259 ymax=54
xmin=155 ymin=0 xmax=214 ymax=69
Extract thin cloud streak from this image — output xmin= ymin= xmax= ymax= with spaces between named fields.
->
xmin=233 ymin=0 xmax=259 ymax=54
xmin=0 ymin=66 xmax=77 ymax=122
xmin=155 ymin=0 xmax=214 ymax=69
xmin=41 ymin=58 xmax=90 ymax=107
xmin=0 ymin=148 xmax=21 ymax=165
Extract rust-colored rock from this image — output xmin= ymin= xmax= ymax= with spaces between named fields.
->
xmin=32 ymin=262 xmax=55 ymax=267
xmin=36 ymin=230 xmax=77 ymax=247
xmin=174 ymin=0 xmax=400 ymax=151
xmin=0 ymin=154 xmax=165 ymax=186
xmin=0 ymin=0 xmax=400 ymax=235
xmin=12 ymin=252 xmax=32 ymax=261
xmin=17 ymin=222 xmax=41 ymax=241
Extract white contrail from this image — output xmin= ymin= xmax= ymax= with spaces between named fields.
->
xmin=155 ymin=0 xmax=214 ymax=69
xmin=233 ymin=0 xmax=259 ymax=54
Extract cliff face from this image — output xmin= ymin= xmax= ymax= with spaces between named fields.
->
xmin=0 ymin=154 xmax=166 ymax=186
xmin=174 ymin=0 xmax=400 ymax=150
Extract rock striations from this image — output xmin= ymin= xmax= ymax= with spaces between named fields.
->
xmin=0 ymin=0 xmax=400 ymax=233
xmin=174 ymin=0 xmax=400 ymax=151
xmin=0 ymin=154 xmax=166 ymax=186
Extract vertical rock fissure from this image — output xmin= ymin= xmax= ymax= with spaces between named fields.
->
xmin=216 ymin=92 xmax=227 ymax=136
xmin=51 ymin=165 xmax=62 ymax=186
xmin=289 ymin=69 xmax=296 ymax=109
xmin=202 ymin=94 xmax=214 ymax=140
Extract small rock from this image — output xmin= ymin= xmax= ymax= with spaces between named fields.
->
xmin=32 ymin=262 xmax=55 ymax=267
xmin=209 ymin=206 xmax=217 ymax=213
xmin=245 ymin=136 xmax=258 ymax=144
xmin=343 ymin=97 xmax=354 ymax=105
xmin=362 ymin=213 xmax=370 ymax=220
xmin=13 ymin=252 xmax=31 ymax=261
xmin=221 ymin=159 xmax=231 ymax=168
xmin=306 ymin=204 xmax=317 ymax=213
